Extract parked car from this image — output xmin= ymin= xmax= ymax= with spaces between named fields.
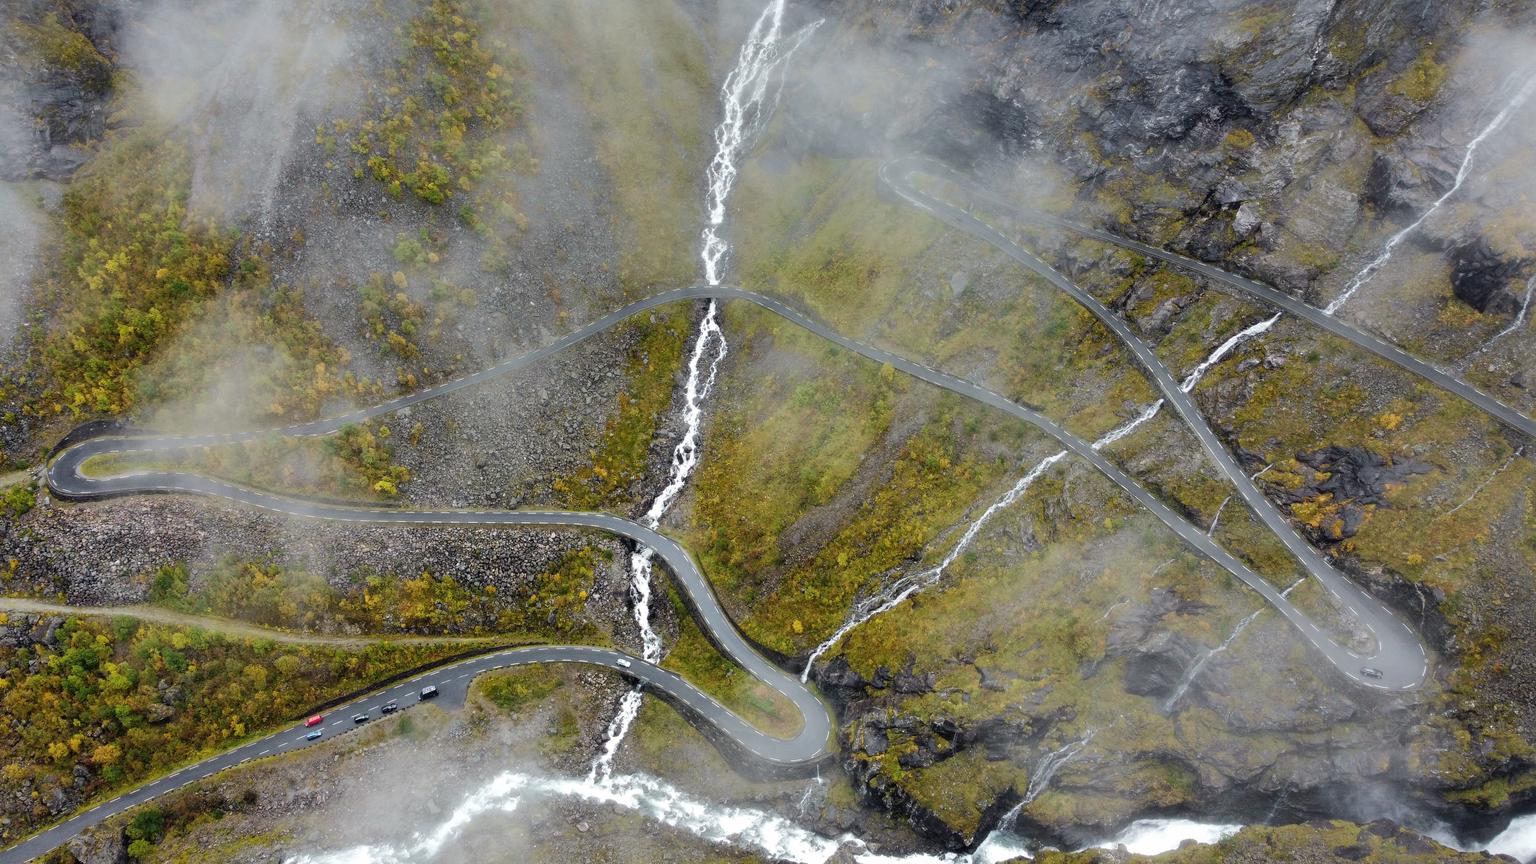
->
xmin=352 ymin=713 xmax=370 ymax=724
xmin=304 ymin=715 xmax=324 ymax=727
xmin=305 ymin=730 xmax=323 ymax=741
xmin=419 ymin=685 xmax=439 ymax=700
xmin=381 ymin=700 xmax=399 ymax=714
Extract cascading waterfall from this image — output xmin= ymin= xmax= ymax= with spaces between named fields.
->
xmin=1324 ymin=73 xmax=1536 ymax=315
xmin=700 ymin=0 xmax=819 ymax=286
xmin=801 ymin=314 xmax=1280 ymax=682
xmin=589 ymin=0 xmax=815 ymax=782
xmin=1162 ymin=578 xmax=1305 ymax=713
xmin=1017 ymin=731 xmax=1097 ymax=817
xmin=800 ymin=451 xmax=1067 ymax=681
xmin=1485 ymin=273 xmax=1536 ymax=346
xmin=1207 ymin=495 xmax=1231 ymax=536
xmin=589 ymin=301 xmax=727 ymax=783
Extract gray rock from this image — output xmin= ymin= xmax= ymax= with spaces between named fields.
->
xmin=1448 ymin=237 xmax=1530 ymax=315
xmin=66 ymin=828 xmax=126 ymax=864
xmin=1122 ymin=631 xmax=1202 ymax=698
xmin=1233 ymin=201 xmax=1261 ymax=236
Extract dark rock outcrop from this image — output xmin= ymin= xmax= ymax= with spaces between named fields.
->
xmin=0 ymin=1 xmax=125 ymax=182
xmin=1448 ymin=237 xmax=1530 ymax=315
xmin=1272 ymin=446 xmax=1432 ymax=541
xmin=1122 ymin=631 xmax=1202 ymax=698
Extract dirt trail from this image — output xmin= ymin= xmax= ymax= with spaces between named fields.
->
xmin=0 ymin=597 xmax=506 ymax=648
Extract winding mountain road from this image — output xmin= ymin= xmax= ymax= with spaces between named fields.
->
xmin=8 ymin=170 xmax=1445 ymax=860
xmin=886 ymin=156 xmax=1536 ymax=440
xmin=879 ymin=160 xmax=1430 ymax=691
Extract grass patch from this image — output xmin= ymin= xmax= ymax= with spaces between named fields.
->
xmin=0 ymin=615 xmax=473 ymax=845
xmin=499 ymin=0 xmax=711 ymax=292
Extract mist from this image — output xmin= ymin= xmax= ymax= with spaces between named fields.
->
xmin=0 ymin=183 xmax=45 ymax=353
xmin=122 ymin=0 xmax=360 ymax=226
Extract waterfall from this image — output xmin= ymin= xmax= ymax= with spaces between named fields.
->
xmin=1017 ymin=730 xmax=1096 ymax=816
xmin=700 ymin=0 xmax=820 ymax=286
xmin=1162 ymin=578 xmax=1305 ymax=713
xmin=800 ymin=451 xmax=1068 ymax=681
xmin=1089 ymin=820 xmax=1242 ymax=854
xmin=801 ymin=314 xmax=1279 ymax=681
xmin=1485 ymin=273 xmax=1536 ymax=346
xmin=1324 ymin=73 xmax=1536 ymax=315
xmin=588 ymin=301 xmax=727 ymax=783
xmin=590 ymin=0 xmax=816 ymax=781
xmin=1208 ymin=495 xmax=1231 ymax=536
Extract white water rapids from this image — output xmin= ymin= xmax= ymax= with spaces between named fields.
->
xmin=1324 ymin=72 xmax=1536 ymax=315
xmin=286 ymin=763 xmax=1536 ymax=864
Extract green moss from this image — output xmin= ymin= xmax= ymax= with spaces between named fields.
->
xmin=552 ymin=309 xmax=691 ymax=510
xmin=9 ymin=13 xmax=112 ymax=93
xmin=477 ymin=665 xmax=564 ymax=714
xmin=658 ymin=584 xmax=801 ymax=738
xmin=1222 ymin=128 xmax=1256 ymax=150
xmin=1389 ymin=47 xmax=1448 ymax=104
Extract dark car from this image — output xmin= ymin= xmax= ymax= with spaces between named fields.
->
xmin=352 ymin=713 xmax=370 ymax=724
xmin=380 ymin=701 xmax=399 ymax=714
xmin=1360 ymin=667 xmax=1384 ymax=680
xmin=419 ymin=685 xmax=439 ymax=700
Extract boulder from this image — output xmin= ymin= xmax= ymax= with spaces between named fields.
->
xmin=66 ymin=828 xmax=126 ymax=864
xmin=1448 ymin=238 xmax=1530 ymax=315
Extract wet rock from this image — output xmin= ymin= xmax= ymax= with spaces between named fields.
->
xmin=1294 ymin=446 xmax=1432 ymax=506
xmin=1363 ymin=152 xmax=1431 ymax=215
xmin=1122 ymin=631 xmax=1202 ymax=698
xmin=1107 ymin=587 xmax=1210 ymax=654
xmin=975 ymin=664 xmax=1007 ymax=692
xmin=1448 ymin=237 xmax=1530 ymax=315
xmin=1357 ymin=52 xmax=1441 ymax=137
xmin=1274 ymin=446 xmax=1431 ymax=541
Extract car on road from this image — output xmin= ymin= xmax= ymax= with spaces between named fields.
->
xmin=304 ymin=715 xmax=324 ymax=727
xmin=381 ymin=700 xmax=399 ymax=714
xmin=305 ymin=730 xmax=323 ymax=741
xmin=352 ymin=713 xmax=370 ymax=724
xmin=419 ymin=685 xmax=439 ymax=700
xmin=1360 ymin=667 xmax=1384 ymax=679
xmin=616 ymin=658 xmax=632 ymax=669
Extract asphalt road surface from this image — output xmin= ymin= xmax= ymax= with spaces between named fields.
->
xmin=880 ymin=160 xmax=1428 ymax=691
xmin=887 ymin=156 xmax=1536 ymax=441
xmin=13 ymin=199 xmax=1438 ymax=858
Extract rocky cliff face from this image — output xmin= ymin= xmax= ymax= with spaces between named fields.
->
xmin=782 ymin=0 xmax=1536 ymax=849
xmin=0 ymin=0 xmax=126 ymax=182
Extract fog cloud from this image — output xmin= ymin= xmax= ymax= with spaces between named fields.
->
xmin=123 ymin=0 xmax=360 ymax=226
xmin=0 ymin=182 xmax=46 ymax=353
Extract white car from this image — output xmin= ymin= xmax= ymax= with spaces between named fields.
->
xmin=616 ymin=658 xmax=632 ymax=669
